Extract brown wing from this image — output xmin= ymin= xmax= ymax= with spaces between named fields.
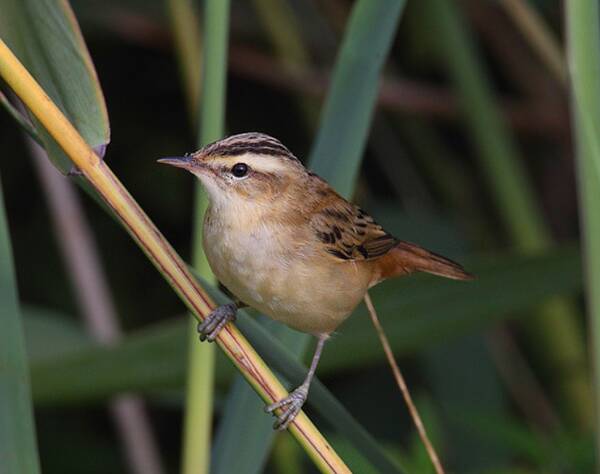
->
xmin=310 ymin=199 xmax=398 ymax=261
xmin=306 ymin=187 xmax=473 ymax=282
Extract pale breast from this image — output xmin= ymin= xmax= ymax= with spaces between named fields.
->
xmin=202 ymin=206 xmax=371 ymax=335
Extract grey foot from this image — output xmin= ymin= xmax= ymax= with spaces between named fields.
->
xmin=198 ymin=303 xmax=236 ymax=342
xmin=265 ymin=385 xmax=308 ymax=431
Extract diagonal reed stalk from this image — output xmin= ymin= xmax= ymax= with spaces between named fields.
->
xmin=0 ymin=38 xmax=349 ymax=474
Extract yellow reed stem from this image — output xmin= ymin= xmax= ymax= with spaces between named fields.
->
xmin=0 ymin=38 xmax=349 ymax=474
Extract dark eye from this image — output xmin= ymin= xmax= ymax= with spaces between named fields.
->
xmin=231 ymin=163 xmax=248 ymax=178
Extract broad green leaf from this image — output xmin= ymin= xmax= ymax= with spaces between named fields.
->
xmin=0 ymin=0 xmax=109 ymax=172
xmin=210 ymin=377 xmax=275 ymax=474
xmin=424 ymin=337 xmax=510 ymax=471
xmin=31 ymin=317 xmax=188 ymax=404
xmin=324 ymin=436 xmax=382 ymax=474
xmin=309 ymin=0 xmax=407 ymax=195
xmin=23 ymin=306 xmax=94 ymax=364
xmin=566 ymin=0 xmax=600 ymax=458
xmin=0 ymin=176 xmax=40 ymax=473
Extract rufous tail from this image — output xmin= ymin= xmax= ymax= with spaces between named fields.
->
xmin=375 ymin=241 xmax=474 ymax=283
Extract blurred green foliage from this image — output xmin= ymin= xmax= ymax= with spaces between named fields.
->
xmin=0 ymin=0 xmax=595 ymax=473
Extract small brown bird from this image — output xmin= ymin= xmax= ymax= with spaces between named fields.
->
xmin=159 ymin=132 xmax=472 ymax=430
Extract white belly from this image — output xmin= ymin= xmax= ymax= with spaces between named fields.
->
xmin=202 ymin=213 xmax=367 ymax=335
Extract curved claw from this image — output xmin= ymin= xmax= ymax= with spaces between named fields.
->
xmin=265 ymin=385 xmax=308 ymax=431
xmin=198 ymin=303 xmax=237 ymax=342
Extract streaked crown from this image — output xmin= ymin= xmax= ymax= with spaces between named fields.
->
xmin=198 ymin=132 xmax=301 ymax=163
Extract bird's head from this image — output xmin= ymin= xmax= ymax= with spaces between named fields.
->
xmin=158 ymin=133 xmax=307 ymax=207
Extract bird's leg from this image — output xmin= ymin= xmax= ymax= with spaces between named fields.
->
xmin=265 ymin=334 xmax=327 ymax=430
xmin=198 ymin=301 xmax=243 ymax=342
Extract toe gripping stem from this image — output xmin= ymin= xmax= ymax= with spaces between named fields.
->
xmin=265 ymin=384 xmax=309 ymax=431
xmin=264 ymin=334 xmax=328 ymax=430
xmin=197 ymin=302 xmax=237 ymax=342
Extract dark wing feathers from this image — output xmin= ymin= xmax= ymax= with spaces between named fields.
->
xmin=361 ymin=234 xmax=397 ymax=258
xmin=311 ymin=201 xmax=397 ymax=261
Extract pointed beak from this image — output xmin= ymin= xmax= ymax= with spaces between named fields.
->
xmin=157 ymin=156 xmax=194 ymax=170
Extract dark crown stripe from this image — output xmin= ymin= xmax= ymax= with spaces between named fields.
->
xmin=228 ymin=139 xmax=290 ymax=153
xmin=201 ymin=133 xmax=300 ymax=162
xmin=217 ymin=145 xmax=294 ymax=158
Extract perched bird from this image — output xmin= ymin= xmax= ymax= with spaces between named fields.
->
xmin=159 ymin=132 xmax=472 ymax=430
